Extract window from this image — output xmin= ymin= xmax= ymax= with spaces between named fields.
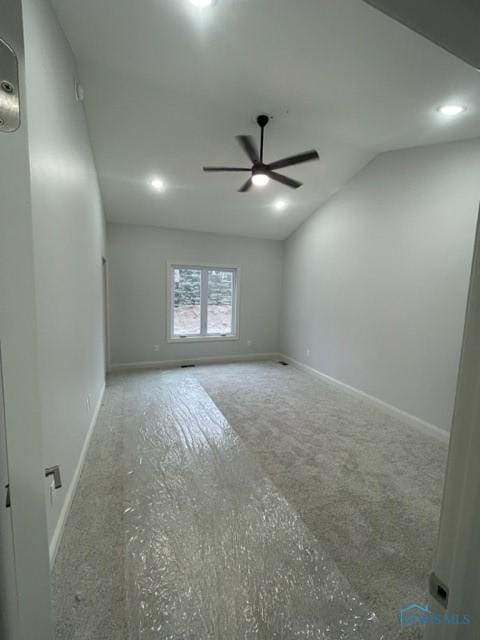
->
xmin=168 ymin=263 xmax=239 ymax=341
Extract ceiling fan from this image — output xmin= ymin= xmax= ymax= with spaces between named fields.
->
xmin=203 ymin=114 xmax=320 ymax=192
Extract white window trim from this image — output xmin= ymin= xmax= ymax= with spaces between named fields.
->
xmin=166 ymin=260 xmax=240 ymax=343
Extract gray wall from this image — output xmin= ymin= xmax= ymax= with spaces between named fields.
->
xmin=23 ymin=0 xmax=106 ymax=545
xmin=107 ymin=223 xmax=283 ymax=365
xmin=281 ymin=138 xmax=480 ymax=431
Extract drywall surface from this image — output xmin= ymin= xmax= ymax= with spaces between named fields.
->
xmin=23 ymin=0 xmax=106 ymax=545
xmin=107 ymin=223 xmax=283 ymax=365
xmin=281 ymin=138 xmax=480 ymax=431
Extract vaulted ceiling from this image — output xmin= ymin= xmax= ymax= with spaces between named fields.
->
xmin=364 ymin=0 xmax=480 ymax=69
xmin=51 ymin=0 xmax=480 ymax=240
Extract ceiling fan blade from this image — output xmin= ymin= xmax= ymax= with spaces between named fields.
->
xmin=268 ymin=150 xmax=319 ymax=171
xmin=238 ymin=177 xmax=253 ymax=192
xmin=266 ymin=171 xmax=302 ymax=189
xmin=203 ymin=166 xmax=251 ymax=172
xmin=236 ymin=135 xmax=260 ymax=163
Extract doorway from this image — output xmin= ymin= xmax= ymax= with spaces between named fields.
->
xmin=102 ymin=257 xmax=109 ymax=373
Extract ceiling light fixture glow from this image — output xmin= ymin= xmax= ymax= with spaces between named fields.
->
xmin=438 ymin=104 xmax=466 ymax=116
xmin=252 ymin=173 xmax=270 ymax=187
xmin=190 ymin=0 xmax=214 ymax=7
xmin=150 ymin=178 xmax=165 ymax=191
xmin=273 ymin=199 xmax=287 ymax=211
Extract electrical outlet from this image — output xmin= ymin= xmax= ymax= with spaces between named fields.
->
xmin=86 ymin=394 xmax=91 ymax=413
xmin=247 ymin=340 xmax=252 ymax=347
xmin=306 ymin=348 xmax=311 ymax=358
xmin=74 ymin=79 xmax=85 ymax=102
xmin=154 ymin=345 xmax=160 ymax=352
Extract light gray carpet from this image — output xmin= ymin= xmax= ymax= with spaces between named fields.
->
xmin=123 ymin=371 xmax=377 ymax=639
xmin=51 ymin=361 xmax=449 ymax=640
xmin=51 ymin=377 xmax=128 ymax=639
xmin=193 ymin=361 xmax=449 ymax=639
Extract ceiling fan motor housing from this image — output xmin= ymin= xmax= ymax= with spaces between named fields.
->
xmin=257 ymin=114 xmax=270 ymax=128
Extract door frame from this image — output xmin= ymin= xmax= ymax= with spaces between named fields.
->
xmin=426 ymin=207 xmax=480 ymax=639
xmin=0 ymin=1 xmax=53 ymax=638
xmin=0 ymin=345 xmax=20 ymax=638
xmin=102 ymin=257 xmax=110 ymax=373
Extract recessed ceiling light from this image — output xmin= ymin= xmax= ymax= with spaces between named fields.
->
xmin=273 ymin=199 xmax=287 ymax=211
xmin=438 ymin=104 xmax=466 ymax=116
xmin=252 ymin=173 xmax=270 ymax=187
xmin=190 ymin=0 xmax=214 ymax=7
xmin=150 ymin=178 xmax=165 ymax=191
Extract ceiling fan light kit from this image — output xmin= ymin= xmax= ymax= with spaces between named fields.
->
xmin=203 ymin=114 xmax=320 ymax=192
xmin=251 ymin=171 xmax=270 ymax=187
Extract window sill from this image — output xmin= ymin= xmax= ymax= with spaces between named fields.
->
xmin=167 ymin=335 xmax=239 ymax=344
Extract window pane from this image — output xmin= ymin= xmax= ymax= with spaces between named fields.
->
xmin=173 ymin=268 xmax=201 ymax=336
xmin=207 ymin=270 xmax=233 ymax=335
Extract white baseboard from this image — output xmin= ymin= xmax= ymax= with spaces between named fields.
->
xmin=279 ymin=354 xmax=449 ymax=439
xmin=109 ymin=352 xmax=281 ymax=372
xmin=49 ymin=382 xmax=106 ymax=566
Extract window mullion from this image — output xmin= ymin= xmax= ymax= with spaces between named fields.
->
xmin=200 ymin=268 xmax=208 ymax=336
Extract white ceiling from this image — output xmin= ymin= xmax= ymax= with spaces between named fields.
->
xmin=50 ymin=0 xmax=480 ymax=240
